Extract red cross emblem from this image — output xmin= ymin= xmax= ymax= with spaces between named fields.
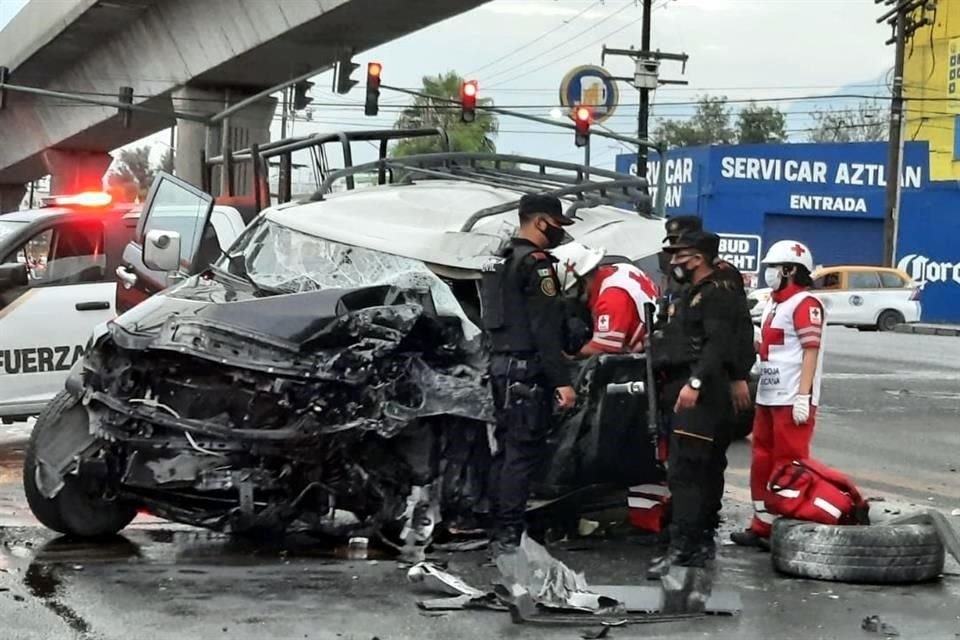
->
xmin=564 ymin=260 xmax=577 ymax=274
xmin=791 ymin=244 xmax=806 ymax=257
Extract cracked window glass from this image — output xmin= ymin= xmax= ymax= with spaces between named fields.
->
xmin=223 ymin=219 xmax=480 ymax=339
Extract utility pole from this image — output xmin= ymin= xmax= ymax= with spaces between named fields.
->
xmin=638 ymin=0 xmax=653 ymax=182
xmin=877 ymin=0 xmax=935 ymax=266
xmin=602 ymin=12 xmax=688 ymax=206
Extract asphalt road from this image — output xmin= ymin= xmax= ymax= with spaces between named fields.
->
xmin=1 ymin=327 xmax=959 ymax=640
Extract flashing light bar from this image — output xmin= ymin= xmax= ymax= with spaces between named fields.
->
xmin=42 ymin=191 xmax=113 ymax=208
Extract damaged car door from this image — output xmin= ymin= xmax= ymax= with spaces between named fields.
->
xmin=115 ymin=172 xmax=216 ymax=313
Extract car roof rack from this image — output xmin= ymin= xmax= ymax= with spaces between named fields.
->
xmin=203 ymin=128 xmax=449 ymax=208
xmin=314 ymin=152 xmax=654 ymax=231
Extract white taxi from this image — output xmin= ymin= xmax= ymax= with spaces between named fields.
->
xmin=748 ymin=265 xmax=922 ymax=331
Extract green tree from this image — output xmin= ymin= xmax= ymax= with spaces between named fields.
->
xmin=808 ymin=101 xmax=887 ymax=143
xmin=391 ymin=71 xmax=499 ymax=157
xmin=654 ymin=95 xmax=735 ymax=148
xmin=736 ymin=102 xmax=788 ymax=144
xmin=109 ymin=145 xmax=174 ymax=201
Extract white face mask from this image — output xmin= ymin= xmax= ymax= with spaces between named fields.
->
xmin=764 ymin=267 xmax=783 ymax=290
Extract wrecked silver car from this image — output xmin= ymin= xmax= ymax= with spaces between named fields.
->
xmin=23 ymin=152 xmax=671 ymax=543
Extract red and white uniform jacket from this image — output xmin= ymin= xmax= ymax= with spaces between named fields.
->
xmin=756 ymin=284 xmax=826 ymax=407
xmin=587 ymin=264 xmax=659 ymax=353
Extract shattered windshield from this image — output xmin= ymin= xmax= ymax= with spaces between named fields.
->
xmin=221 ymin=219 xmax=481 ymax=340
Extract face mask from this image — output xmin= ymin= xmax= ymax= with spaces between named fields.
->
xmin=539 ymin=221 xmax=565 ymax=249
xmin=671 ymin=260 xmax=695 ymax=283
xmin=765 ymin=267 xmax=784 ymax=291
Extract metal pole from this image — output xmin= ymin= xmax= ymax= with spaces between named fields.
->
xmin=638 ymin=0 xmax=653 ymax=185
xmin=892 ymin=103 xmax=908 ymax=266
xmin=584 ymin=137 xmax=591 ymax=179
xmin=655 ymin=144 xmax=667 ymax=216
xmin=883 ymin=8 xmax=906 ymax=267
xmin=28 ymin=181 xmax=35 ymax=208
xmin=220 ymin=89 xmax=231 ymax=197
xmin=207 ymin=64 xmax=333 ymax=125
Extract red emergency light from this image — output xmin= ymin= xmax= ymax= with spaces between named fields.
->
xmin=43 ymin=191 xmax=113 ymax=208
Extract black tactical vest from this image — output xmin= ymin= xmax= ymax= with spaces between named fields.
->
xmin=480 ymin=244 xmax=539 ymax=353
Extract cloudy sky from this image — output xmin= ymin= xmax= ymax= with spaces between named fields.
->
xmin=0 ymin=0 xmax=894 ymax=172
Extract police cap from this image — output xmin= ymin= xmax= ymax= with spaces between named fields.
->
xmin=518 ymin=193 xmax=576 ymax=226
xmin=663 ymin=230 xmax=720 ymax=261
xmin=662 ymin=215 xmax=703 ymax=243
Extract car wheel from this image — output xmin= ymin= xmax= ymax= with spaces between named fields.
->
xmin=23 ymin=391 xmax=137 ymax=538
xmin=771 ymin=518 xmax=945 ymax=584
xmin=877 ymin=309 xmax=905 ymax=332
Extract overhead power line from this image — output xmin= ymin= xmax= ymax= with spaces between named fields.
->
xmin=464 ymin=0 xmax=605 ymax=77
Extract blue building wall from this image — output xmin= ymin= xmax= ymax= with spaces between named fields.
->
xmin=616 ymin=141 xmax=960 ymax=322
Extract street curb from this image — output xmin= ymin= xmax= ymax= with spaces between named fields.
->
xmin=894 ymin=323 xmax=960 ymax=337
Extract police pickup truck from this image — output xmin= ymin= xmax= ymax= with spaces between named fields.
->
xmin=0 ymin=187 xmax=246 ymax=423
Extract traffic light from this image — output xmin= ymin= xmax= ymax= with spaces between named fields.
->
xmin=0 ymin=66 xmax=8 ymax=111
xmin=293 ymin=80 xmax=314 ymax=111
xmin=335 ymin=58 xmax=360 ymax=95
xmin=365 ymin=62 xmax=382 ymax=116
xmin=118 ymin=86 xmax=134 ymax=128
xmin=461 ymin=80 xmax=478 ymax=123
xmin=574 ymin=105 xmax=592 ymax=148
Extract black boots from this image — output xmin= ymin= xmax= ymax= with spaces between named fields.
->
xmin=646 ymin=528 xmax=715 ymax=580
xmin=488 ymin=524 xmax=523 ymax=559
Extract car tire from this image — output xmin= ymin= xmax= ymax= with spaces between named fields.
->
xmin=23 ymin=391 xmax=137 ymax=538
xmin=877 ymin=309 xmax=905 ymax=332
xmin=771 ymin=519 xmax=945 ymax=584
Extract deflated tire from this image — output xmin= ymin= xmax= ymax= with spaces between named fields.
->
xmin=771 ymin=518 xmax=945 ymax=584
xmin=23 ymin=390 xmax=137 ymax=538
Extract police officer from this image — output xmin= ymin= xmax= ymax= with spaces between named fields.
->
xmin=660 ymin=216 xmax=755 ymax=413
xmin=647 ymin=230 xmax=749 ymax=574
xmin=480 ymin=193 xmax=578 ymax=554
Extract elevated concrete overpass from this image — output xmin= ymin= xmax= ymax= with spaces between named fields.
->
xmin=0 ymin=0 xmax=489 ymax=210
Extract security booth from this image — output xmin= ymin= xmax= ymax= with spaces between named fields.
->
xmin=616 ymin=141 xmax=960 ymax=322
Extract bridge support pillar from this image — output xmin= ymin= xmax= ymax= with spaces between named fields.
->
xmin=42 ymin=150 xmax=113 ymax=196
xmin=173 ymin=87 xmax=277 ymax=196
xmin=0 ymin=184 xmax=26 ymax=213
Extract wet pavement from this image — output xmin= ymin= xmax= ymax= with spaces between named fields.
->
xmin=0 ymin=328 xmax=959 ymax=639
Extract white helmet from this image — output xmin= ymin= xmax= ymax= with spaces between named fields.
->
xmin=548 ymin=241 xmax=606 ymax=291
xmin=761 ymin=240 xmax=814 ymax=272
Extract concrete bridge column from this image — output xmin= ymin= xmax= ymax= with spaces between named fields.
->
xmin=42 ymin=150 xmax=113 ymax=196
xmin=0 ymin=184 xmax=26 ymax=213
xmin=172 ymin=88 xmax=277 ymax=196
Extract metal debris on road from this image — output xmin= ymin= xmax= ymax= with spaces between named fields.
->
xmin=407 ymin=562 xmax=486 ymax=599
xmin=430 ymin=539 xmax=489 ymax=552
xmin=862 ymin=615 xmax=900 ymax=637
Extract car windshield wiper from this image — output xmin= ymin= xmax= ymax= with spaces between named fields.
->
xmin=210 ymin=255 xmax=275 ymax=296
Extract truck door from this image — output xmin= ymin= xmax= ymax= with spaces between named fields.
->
xmin=0 ymin=218 xmax=116 ymax=415
xmin=115 ymin=173 xmax=214 ymax=314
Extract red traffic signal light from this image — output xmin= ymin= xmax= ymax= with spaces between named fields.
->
xmin=365 ymin=62 xmax=382 ymax=116
xmin=461 ymin=80 xmax=478 ymax=123
xmin=574 ymin=106 xmax=592 ymax=147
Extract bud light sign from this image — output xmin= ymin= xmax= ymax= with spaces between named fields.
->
xmin=718 ymin=233 xmax=762 ymax=274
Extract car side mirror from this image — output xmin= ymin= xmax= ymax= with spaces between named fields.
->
xmin=0 ymin=262 xmax=28 ymax=291
xmin=143 ymin=229 xmax=182 ymax=273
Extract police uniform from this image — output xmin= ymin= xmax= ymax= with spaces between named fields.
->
xmin=480 ymin=195 xmax=574 ymax=549
xmin=652 ymin=231 xmax=748 ymax=569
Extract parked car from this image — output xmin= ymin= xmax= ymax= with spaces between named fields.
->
xmin=24 ymin=150 xmax=761 ymax=543
xmin=748 ymin=265 xmax=922 ymax=331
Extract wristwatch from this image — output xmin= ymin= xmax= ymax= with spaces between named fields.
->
xmin=688 ymin=377 xmax=702 ymax=390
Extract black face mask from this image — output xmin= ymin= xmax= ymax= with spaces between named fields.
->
xmin=539 ymin=221 xmax=565 ymax=249
xmin=671 ymin=258 xmax=698 ymax=283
